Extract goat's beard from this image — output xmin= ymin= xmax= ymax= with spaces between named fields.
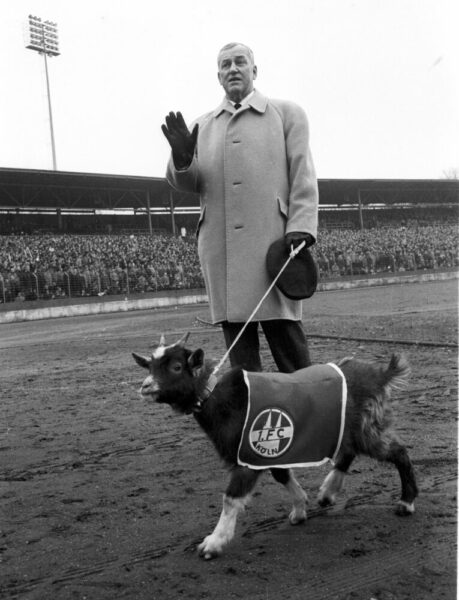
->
xmin=142 ymin=391 xmax=160 ymax=403
xmin=148 ymin=388 xmax=196 ymax=415
xmin=170 ymin=402 xmax=194 ymax=414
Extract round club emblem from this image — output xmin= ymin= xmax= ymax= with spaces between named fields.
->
xmin=249 ymin=408 xmax=294 ymax=458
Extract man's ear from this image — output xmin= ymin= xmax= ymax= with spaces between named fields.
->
xmin=132 ymin=353 xmax=152 ymax=369
xmin=253 ymin=64 xmax=257 ymax=80
xmin=217 ymin=71 xmax=223 ymax=86
xmin=188 ymin=348 xmax=205 ymax=375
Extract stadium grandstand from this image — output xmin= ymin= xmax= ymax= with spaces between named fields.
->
xmin=0 ymin=167 xmax=457 ymax=303
xmin=0 ymin=167 xmax=458 ymax=235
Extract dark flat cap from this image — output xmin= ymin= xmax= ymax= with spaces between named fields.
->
xmin=266 ymin=238 xmax=318 ymax=300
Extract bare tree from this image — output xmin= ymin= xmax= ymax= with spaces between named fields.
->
xmin=442 ymin=167 xmax=459 ymax=179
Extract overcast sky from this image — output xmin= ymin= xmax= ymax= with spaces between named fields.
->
xmin=1 ymin=0 xmax=458 ymax=180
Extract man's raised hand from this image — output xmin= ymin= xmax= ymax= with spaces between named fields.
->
xmin=161 ymin=111 xmax=198 ymax=169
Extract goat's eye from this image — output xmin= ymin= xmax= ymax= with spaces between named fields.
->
xmin=172 ymin=363 xmax=182 ymax=373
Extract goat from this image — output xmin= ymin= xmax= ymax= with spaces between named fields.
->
xmin=132 ymin=333 xmax=418 ymax=560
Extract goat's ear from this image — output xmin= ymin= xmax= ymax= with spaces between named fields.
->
xmin=132 ymin=352 xmax=152 ymax=369
xmin=188 ymin=349 xmax=204 ymax=374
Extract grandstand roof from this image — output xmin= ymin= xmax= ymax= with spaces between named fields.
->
xmin=0 ymin=167 xmax=174 ymax=212
xmin=0 ymin=167 xmax=457 ymax=212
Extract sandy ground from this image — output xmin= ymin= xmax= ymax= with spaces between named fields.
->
xmin=1 ymin=279 xmax=457 ymax=600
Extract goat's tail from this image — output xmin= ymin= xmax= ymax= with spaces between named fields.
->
xmin=383 ymin=353 xmax=411 ymax=393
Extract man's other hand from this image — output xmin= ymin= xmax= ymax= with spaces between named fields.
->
xmin=285 ymin=232 xmax=315 ymax=250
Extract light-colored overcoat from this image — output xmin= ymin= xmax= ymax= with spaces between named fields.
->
xmin=166 ymin=90 xmax=318 ymax=324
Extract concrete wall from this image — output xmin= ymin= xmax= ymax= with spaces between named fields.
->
xmin=0 ymin=271 xmax=457 ymax=325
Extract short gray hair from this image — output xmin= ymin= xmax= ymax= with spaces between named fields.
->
xmin=217 ymin=43 xmax=255 ymax=65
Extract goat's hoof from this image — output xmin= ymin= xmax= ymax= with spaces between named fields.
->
xmin=317 ymin=495 xmax=335 ymax=508
xmin=289 ymin=510 xmax=307 ymax=525
xmin=197 ymin=536 xmax=223 ymax=560
xmin=395 ymin=500 xmax=415 ymax=516
xmin=200 ymin=550 xmax=219 ymax=560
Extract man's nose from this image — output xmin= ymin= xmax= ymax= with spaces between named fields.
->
xmin=229 ymin=61 xmax=239 ymax=72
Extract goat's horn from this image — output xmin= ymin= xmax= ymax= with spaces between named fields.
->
xmin=175 ymin=332 xmax=190 ymax=347
xmin=159 ymin=334 xmax=166 ymax=346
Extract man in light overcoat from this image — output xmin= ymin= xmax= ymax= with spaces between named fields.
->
xmin=162 ymin=42 xmax=319 ymax=372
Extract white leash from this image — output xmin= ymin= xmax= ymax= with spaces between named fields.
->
xmin=211 ymin=240 xmax=306 ymax=377
xmin=195 ymin=240 xmax=306 ymax=408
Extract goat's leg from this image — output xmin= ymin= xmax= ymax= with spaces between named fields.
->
xmin=198 ymin=466 xmax=261 ymax=560
xmin=368 ymin=434 xmax=418 ymax=515
xmin=318 ymin=453 xmax=355 ymax=507
xmin=271 ymin=468 xmax=308 ymax=524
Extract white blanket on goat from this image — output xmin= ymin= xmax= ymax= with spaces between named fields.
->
xmin=237 ymin=363 xmax=347 ymax=469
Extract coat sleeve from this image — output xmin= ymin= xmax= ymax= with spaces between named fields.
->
xmin=166 ymin=154 xmax=200 ymax=194
xmin=281 ymin=102 xmax=319 ymax=241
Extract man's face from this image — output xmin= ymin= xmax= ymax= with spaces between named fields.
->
xmin=217 ymin=45 xmax=257 ymax=102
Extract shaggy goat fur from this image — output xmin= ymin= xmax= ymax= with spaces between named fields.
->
xmin=133 ymin=335 xmax=418 ymax=559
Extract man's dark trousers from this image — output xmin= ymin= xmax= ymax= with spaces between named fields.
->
xmin=221 ymin=319 xmax=311 ymax=373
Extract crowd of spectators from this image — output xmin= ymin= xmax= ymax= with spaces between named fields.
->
xmin=0 ymin=234 xmax=203 ymax=302
xmin=0 ymin=223 xmax=457 ymax=303
xmin=313 ymin=224 xmax=457 ymax=278
xmin=320 ymin=206 xmax=457 ymax=230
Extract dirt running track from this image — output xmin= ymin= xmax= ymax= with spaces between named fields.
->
xmin=1 ymin=280 xmax=457 ymax=600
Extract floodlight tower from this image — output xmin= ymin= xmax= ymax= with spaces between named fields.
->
xmin=25 ymin=15 xmax=60 ymax=170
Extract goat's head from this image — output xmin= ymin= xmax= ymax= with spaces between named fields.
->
xmin=132 ymin=333 xmax=206 ymax=414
